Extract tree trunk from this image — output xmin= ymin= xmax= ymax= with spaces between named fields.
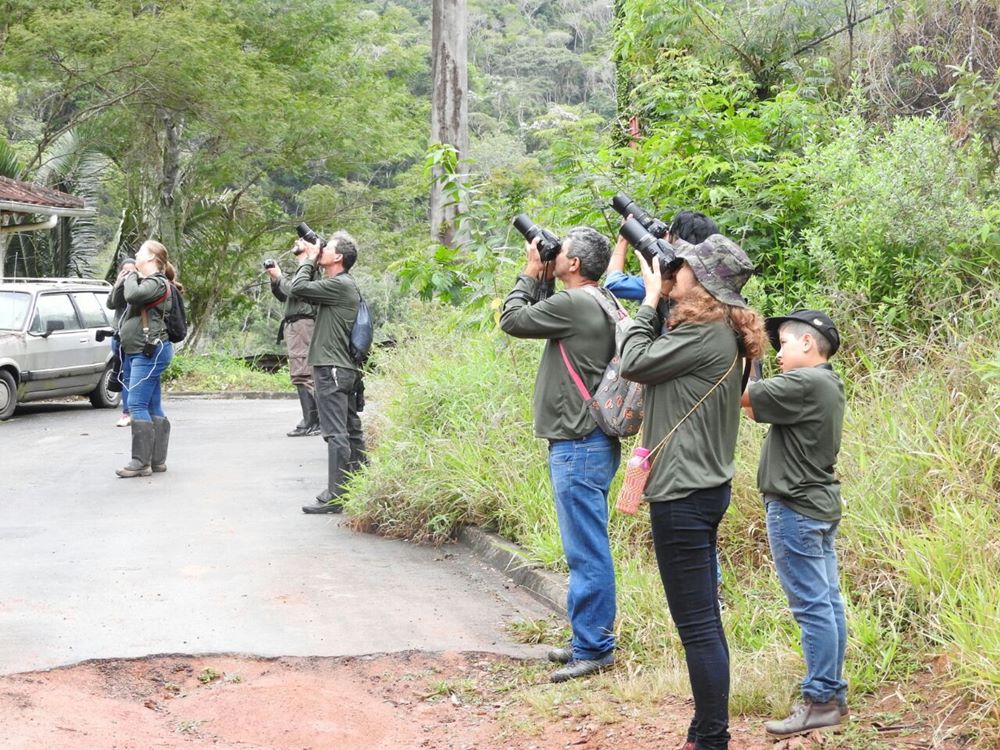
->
xmin=430 ymin=0 xmax=469 ymax=247
xmin=155 ymin=107 xmax=182 ymax=252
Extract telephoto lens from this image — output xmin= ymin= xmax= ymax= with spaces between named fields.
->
xmin=294 ymin=222 xmax=326 ymax=254
xmin=619 ymin=217 xmax=680 ymax=274
xmin=512 ymin=214 xmax=563 ymax=262
xmin=610 ymin=193 xmax=669 ymax=239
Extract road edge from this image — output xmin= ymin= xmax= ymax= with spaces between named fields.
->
xmin=456 ymin=526 xmax=567 ymax=616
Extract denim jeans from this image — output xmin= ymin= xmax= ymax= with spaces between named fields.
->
xmin=649 ymin=484 xmax=731 ymax=750
xmin=766 ymin=499 xmax=848 ymax=704
xmin=548 ymin=428 xmax=620 ymax=660
xmin=111 ymin=337 xmax=131 ymax=412
xmin=126 ymin=341 xmax=173 ymax=422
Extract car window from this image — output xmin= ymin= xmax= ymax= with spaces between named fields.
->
xmin=0 ymin=291 xmax=32 ymax=330
xmin=29 ymin=293 xmax=82 ymax=333
xmin=72 ymin=292 xmax=110 ymax=328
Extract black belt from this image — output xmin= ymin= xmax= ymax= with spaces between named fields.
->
xmin=276 ymin=314 xmax=315 ymax=344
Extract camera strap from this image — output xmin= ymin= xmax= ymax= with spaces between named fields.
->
xmin=140 ymin=285 xmax=171 ymax=339
xmin=643 ymin=353 xmax=739 ymax=469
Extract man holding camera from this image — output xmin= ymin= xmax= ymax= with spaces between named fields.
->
xmin=265 ymin=261 xmax=320 ymax=437
xmin=500 ymin=226 xmax=620 ymax=683
xmin=289 ymin=230 xmax=366 ymax=514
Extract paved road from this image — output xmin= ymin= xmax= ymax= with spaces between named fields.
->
xmin=0 ymin=397 xmax=552 ymax=675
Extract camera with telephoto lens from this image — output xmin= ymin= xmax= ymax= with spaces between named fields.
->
xmin=619 ymin=217 xmax=681 ymax=275
xmin=512 ymin=214 xmax=562 ymax=262
xmin=262 ymin=259 xmax=276 ymax=270
xmin=610 ymin=193 xmax=669 ymax=239
xmin=95 ymin=328 xmax=115 ymax=342
xmin=293 ymin=222 xmax=326 ymax=255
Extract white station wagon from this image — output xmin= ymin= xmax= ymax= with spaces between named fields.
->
xmin=0 ymin=277 xmax=121 ymax=420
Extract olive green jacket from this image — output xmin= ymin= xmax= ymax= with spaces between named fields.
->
xmin=107 ymin=272 xmax=172 ymax=354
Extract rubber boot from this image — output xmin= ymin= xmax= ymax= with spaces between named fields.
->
xmin=302 ymin=386 xmax=321 ymax=435
xmin=151 ymin=416 xmax=171 ymax=473
xmin=116 ymin=421 xmax=155 ymax=478
xmin=304 ymin=440 xmax=346 ymax=513
xmin=288 ymin=385 xmax=319 ymax=436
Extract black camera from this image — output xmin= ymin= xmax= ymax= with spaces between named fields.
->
xmin=262 ymin=259 xmax=276 ymax=270
xmin=294 ymin=222 xmax=326 ymax=255
xmin=95 ymin=328 xmax=115 ymax=342
xmin=610 ymin=193 xmax=669 ymax=239
xmin=512 ymin=214 xmax=562 ymax=262
xmin=619 ymin=217 xmax=681 ymax=275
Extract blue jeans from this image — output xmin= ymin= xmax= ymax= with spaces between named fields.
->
xmin=126 ymin=341 xmax=173 ymax=422
xmin=111 ymin=337 xmax=131 ymax=412
xmin=650 ymin=485 xmax=731 ymax=750
xmin=548 ymin=428 xmax=620 ymax=660
xmin=766 ymin=499 xmax=848 ymax=704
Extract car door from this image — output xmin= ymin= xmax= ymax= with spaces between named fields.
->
xmin=70 ymin=291 xmax=113 ymax=389
xmin=23 ymin=292 xmax=93 ymax=395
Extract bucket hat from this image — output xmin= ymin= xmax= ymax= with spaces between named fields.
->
xmin=673 ymin=234 xmax=754 ymax=308
xmin=764 ymin=309 xmax=841 ymax=356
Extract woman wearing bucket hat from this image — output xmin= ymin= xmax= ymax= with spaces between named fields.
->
xmin=620 ymin=234 xmax=766 ymax=750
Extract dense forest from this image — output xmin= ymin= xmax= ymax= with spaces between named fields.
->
xmin=2 ymin=1 xmax=998 ymax=744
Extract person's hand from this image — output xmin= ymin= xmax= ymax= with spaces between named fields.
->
xmin=296 ymin=239 xmax=321 ymax=261
xmin=523 ymin=239 xmax=544 ymax=278
xmin=635 ymin=250 xmax=661 ymax=308
xmin=116 ymin=260 xmax=136 ymax=281
xmin=265 ymin=265 xmax=281 ymax=280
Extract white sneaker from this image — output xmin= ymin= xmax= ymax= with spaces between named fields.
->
xmin=115 ymin=413 xmax=131 ymax=427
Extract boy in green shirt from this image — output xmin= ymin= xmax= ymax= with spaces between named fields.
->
xmin=742 ymin=309 xmax=848 ymax=738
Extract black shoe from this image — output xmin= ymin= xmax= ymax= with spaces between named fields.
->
xmin=287 ymin=424 xmax=312 ymax=437
xmin=302 ymin=501 xmax=343 ymax=514
xmin=549 ymin=653 xmax=614 ymax=683
xmin=547 ymin=647 xmax=572 ymax=664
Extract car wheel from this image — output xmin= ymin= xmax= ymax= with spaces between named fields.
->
xmin=89 ymin=365 xmax=122 ymax=409
xmin=0 ymin=370 xmax=17 ymax=420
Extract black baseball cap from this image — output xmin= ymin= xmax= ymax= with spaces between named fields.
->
xmin=764 ymin=309 xmax=841 ymax=355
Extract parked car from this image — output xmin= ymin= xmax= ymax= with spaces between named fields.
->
xmin=0 ymin=277 xmax=120 ymax=420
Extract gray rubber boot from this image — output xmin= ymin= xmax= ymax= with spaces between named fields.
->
xmin=116 ymin=421 xmax=155 ymax=478
xmin=151 ymin=416 xmax=171 ymax=473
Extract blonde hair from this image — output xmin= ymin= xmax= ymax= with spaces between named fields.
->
xmin=139 ymin=240 xmax=182 ymax=291
xmin=669 ymin=285 xmax=767 ymax=360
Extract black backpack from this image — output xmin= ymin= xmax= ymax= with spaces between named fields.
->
xmin=349 ymin=294 xmax=373 ymax=365
xmin=146 ymin=284 xmax=188 ymax=344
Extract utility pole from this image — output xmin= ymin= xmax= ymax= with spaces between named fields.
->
xmin=430 ymin=0 xmax=468 ymax=247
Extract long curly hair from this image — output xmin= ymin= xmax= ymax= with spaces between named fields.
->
xmin=669 ymin=285 xmax=767 ymax=360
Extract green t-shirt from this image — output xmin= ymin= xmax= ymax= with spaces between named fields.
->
xmin=747 ymin=364 xmax=845 ymax=521
xmin=499 ymin=276 xmax=616 ymax=441
xmin=619 ymin=307 xmax=742 ymax=503
xmin=288 ymin=262 xmax=360 ymax=369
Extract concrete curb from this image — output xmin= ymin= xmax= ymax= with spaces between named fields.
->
xmin=457 ymin=526 xmax=567 ymax=616
xmin=166 ymin=391 xmax=297 ymax=400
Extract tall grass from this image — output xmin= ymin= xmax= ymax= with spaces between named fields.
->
xmin=345 ymin=299 xmax=1000 ymax=731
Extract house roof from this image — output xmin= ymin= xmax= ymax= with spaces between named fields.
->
xmin=0 ymin=175 xmax=94 ymax=218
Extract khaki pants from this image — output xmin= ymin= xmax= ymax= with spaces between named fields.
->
xmin=285 ymin=318 xmax=315 ymax=389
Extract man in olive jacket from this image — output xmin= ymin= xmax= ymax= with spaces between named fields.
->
xmin=289 ymin=230 xmax=365 ymax=514
xmin=499 ymin=226 xmax=620 ymax=683
xmin=266 ymin=262 xmax=319 ymax=436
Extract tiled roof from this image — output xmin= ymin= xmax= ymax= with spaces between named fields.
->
xmin=0 ymin=175 xmax=85 ymax=210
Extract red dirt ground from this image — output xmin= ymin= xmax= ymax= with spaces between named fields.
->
xmin=0 ymin=652 xmax=981 ymax=749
